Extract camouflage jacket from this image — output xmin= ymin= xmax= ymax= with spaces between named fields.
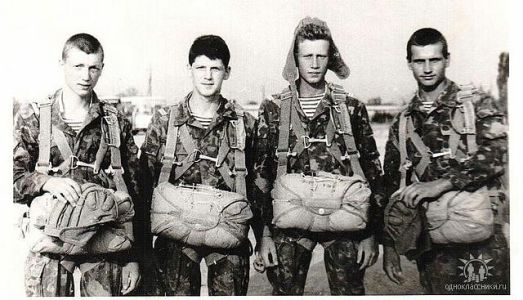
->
xmin=383 ymin=80 xmax=507 ymax=197
xmin=13 ymin=89 xmax=142 ymax=261
xmin=253 ymin=82 xmax=386 ymax=237
xmin=139 ymin=93 xmax=260 ymax=261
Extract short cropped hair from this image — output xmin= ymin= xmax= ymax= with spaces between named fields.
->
xmin=188 ymin=35 xmax=231 ymax=67
xmin=62 ymin=33 xmax=104 ymax=61
xmin=406 ymin=28 xmax=449 ymax=61
xmin=293 ymin=23 xmax=334 ymax=59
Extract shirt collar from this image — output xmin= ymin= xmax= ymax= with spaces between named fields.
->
xmin=406 ymin=80 xmax=459 ymax=115
xmin=49 ymin=89 xmax=102 ymax=135
xmin=173 ymin=92 xmax=237 ymax=127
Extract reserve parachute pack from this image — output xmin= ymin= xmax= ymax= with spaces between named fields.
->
xmin=271 ymin=83 xmax=371 ymax=232
xmin=26 ymin=95 xmax=135 ymax=255
xmin=387 ymin=84 xmax=497 ymax=244
xmin=150 ymin=102 xmax=253 ymax=249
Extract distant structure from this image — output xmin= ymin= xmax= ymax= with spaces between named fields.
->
xmin=497 ymin=52 xmax=509 ymax=114
xmin=147 ymin=65 xmax=153 ymax=97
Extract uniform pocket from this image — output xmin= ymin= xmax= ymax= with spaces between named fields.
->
xmin=24 ymin=253 xmax=48 ymax=296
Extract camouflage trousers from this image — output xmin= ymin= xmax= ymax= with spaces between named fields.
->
xmin=24 ymin=252 xmax=124 ymax=296
xmin=144 ymin=237 xmax=250 ymax=296
xmin=266 ymin=229 xmax=366 ymax=295
xmin=417 ymin=224 xmax=509 ymax=295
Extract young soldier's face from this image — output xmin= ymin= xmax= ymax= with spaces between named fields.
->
xmin=61 ymin=47 xmax=104 ymax=98
xmin=296 ymin=39 xmax=329 ymax=85
xmin=190 ymin=55 xmax=230 ymax=98
xmin=408 ymin=42 xmax=450 ymax=90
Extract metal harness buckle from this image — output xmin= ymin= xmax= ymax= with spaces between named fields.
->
xmin=429 ymin=148 xmax=453 ymax=158
xmin=341 ymin=150 xmax=360 ymax=161
xmin=191 ymin=149 xmax=219 ymax=164
xmin=302 ymin=136 xmax=331 ymax=149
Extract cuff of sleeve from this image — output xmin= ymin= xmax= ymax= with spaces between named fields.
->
xmin=442 ymin=171 xmax=470 ymax=191
xmin=31 ymin=173 xmax=52 ymax=195
xmin=382 ymin=234 xmax=395 ymax=248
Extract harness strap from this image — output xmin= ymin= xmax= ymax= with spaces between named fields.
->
xmin=215 ymin=128 xmax=230 ymax=167
xmin=398 ymin=112 xmax=408 ymax=189
xmin=397 ymin=85 xmax=480 ymax=187
xmin=406 ymin=117 xmax=431 ymax=178
xmin=93 ymin=137 xmax=108 ymax=174
xmin=213 ymin=128 xmax=235 ymax=190
xmin=175 ymin=124 xmax=200 ymax=180
xmin=176 ymin=124 xmax=237 ymax=192
xmin=452 ymin=85 xmax=479 ymax=155
xmin=290 ymin=102 xmax=307 ymax=159
xmin=276 ymin=91 xmax=293 ymax=178
xmin=102 ymin=105 xmax=128 ymax=193
xmin=158 ymin=107 xmax=179 ymax=184
xmin=330 ymin=87 xmax=366 ymax=178
xmin=231 ymin=108 xmax=247 ymax=197
xmin=51 ymin=126 xmax=74 ymax=174
xmin=324 ymin=113 xmax=347 ymax=169
xmin=36 ymin=100 xmax=53 ymax=174
xmin=397 ymin=113 xmax=431 ymax=186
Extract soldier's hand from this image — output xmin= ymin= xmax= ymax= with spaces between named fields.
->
xmin=357 ymin=235 xmax=378 ymax=270
xmin=399 ymin=179 xmax=453 ymax=208
xmin=260 ymin=236 xmax=278 ymax=268
xmin=253 ymin=253 xmax=266 ymax=273
xmin=383 ymin=245 xmax=405 ymax=285
xmin=42 ymin=177 xmax=81 ymax=206
xmin=121 ymin=262 xmax=141 ymax=295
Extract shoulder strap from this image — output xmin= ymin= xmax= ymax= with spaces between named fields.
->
xmin=328 ymin=86 xmax=366 ymax=178
xmin=229 ymin=104 xmax=247 ymax=196
xmin=449 ymin=85 xmax=478 ymax=156
xmin=158 ymin=106 xmax=179 ymax=184
xmin=35 ymin=99 xmax=53 ymax=174
xmin=276 ymin=89 xmax=294 ymax=178
xmin=51 ymin=125 xmax=74 ymax=174
xmin=397 ymin=112 xmax=432 ymax=187
xmin=398 ymin=112 xmax=409 ymax=189
xmin=101 ymin=104 xmax=127 ymax=193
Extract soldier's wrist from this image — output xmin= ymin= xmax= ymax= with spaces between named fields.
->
xmin=262 ymin=225 xmax=272 ymax=238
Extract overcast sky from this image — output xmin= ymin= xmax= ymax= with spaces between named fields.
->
xmin=3 ymin=0 xmax=509 ymax=104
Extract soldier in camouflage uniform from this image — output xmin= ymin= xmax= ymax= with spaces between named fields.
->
xmin=382 ymin=28 xmax=509 ymax=294
xmin=253 ymin=17 xmax=386 ymax=295
xmin=139 ymin=35 xmax=259 ymax=296
xmin=13 ymin=33 xmax=142 ymax=296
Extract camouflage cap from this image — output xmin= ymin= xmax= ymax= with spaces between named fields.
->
xmin=282 ymin=16 xmax=350 ymax=82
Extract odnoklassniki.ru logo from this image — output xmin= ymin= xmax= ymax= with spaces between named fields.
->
xmin=444 ymin=253 xmax=508 ymax=293
xmin=458 ymin=254 xmax=493 ymax=283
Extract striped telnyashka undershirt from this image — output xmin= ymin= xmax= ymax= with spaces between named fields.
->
xmin=421 ymin=101 xmax=434 ymax=112
xmin=59 ymin=95 xmax=91 ymax=134
xmin=193 ymin=115 xmax=213 ymax=129
xmin=61 ymin=117 xmax=83 ymax=133
xmin=298 ymin=93 xmax=325 ymax=119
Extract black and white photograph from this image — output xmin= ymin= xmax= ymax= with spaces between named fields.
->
xmin=1 ymin=0 xmax=518 ymax=297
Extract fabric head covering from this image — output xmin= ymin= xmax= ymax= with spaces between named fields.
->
xmin=384 ymin=191 xmax=432 ymax=260
xmin=282 ymin=16 xmax=350 ymax=82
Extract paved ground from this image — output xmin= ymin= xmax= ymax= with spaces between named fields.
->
xmin=2 ymin=122 xmax=425 ymax=296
